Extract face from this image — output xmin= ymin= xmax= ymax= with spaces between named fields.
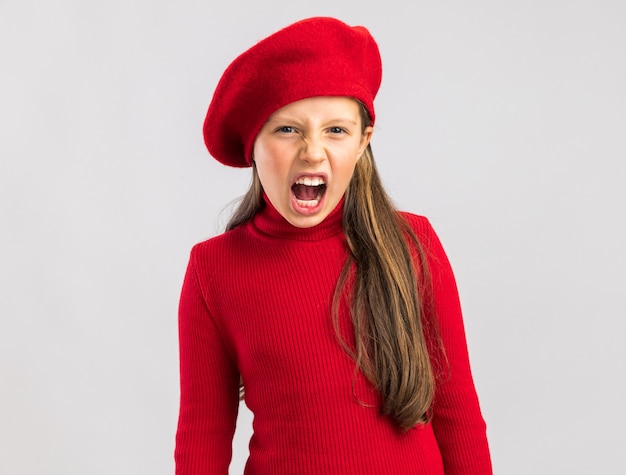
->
xmin=252 ymin=96 xmax=373 ymax=228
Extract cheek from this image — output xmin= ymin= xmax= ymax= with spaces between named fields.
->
xmin=335 ymin=154 xmax=359 ymax=185
xmin=254 ymin=145 xmax=288 ymax=192
xmin=342 ymin=164 xmax=358 ymax=188
xmin=254 ymin=161 xmax=275 ymax=193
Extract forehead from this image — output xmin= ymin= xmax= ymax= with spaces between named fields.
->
xmin=266 ymin=96 xmax=361 ymax=121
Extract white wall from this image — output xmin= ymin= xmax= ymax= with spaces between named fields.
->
xmin=1 ymin=1 xmax=624 ymax=474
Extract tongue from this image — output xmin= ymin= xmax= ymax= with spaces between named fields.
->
xmin=292 ymin=184 xmax=320 ymax=201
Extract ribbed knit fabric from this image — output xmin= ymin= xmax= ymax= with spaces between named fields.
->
xmin=175 ymin=197 xmax=492 ymax=474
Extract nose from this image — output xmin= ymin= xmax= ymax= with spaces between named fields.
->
xmin=299 ymin=136 xmax=326 ymax=164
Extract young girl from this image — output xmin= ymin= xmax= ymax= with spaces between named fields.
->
xmin=176 ymin=17 xmax=492 ymax=474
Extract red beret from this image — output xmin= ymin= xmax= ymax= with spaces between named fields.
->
xmin=203 ymin=17 xmax=383 ymax=168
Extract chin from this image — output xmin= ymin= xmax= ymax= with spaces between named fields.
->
xmin=286 ymin=213 xmax=327 ymax=229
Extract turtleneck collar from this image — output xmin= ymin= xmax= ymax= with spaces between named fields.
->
xmin=251 ymin=193 xmax=345 ymax=241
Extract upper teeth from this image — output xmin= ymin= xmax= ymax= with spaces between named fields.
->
xmin=295 ymin=176 xmax=325 ymax=186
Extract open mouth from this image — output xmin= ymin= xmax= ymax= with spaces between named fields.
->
xmin=291 ymin=176 xmax=327 ymax=208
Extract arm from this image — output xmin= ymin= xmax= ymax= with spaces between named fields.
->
xmin=415 ymin=217 xmax=493 ymax=474
xmin=175 ymin=246 xmax=240 ymax=474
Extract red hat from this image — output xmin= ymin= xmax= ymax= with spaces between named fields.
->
xmin=203 ymin=17 xmax=383 ymax=168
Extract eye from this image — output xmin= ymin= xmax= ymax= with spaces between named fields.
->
xmin=276 ymin=126 xmax=295 ymax=134
xmin=329 ymin=126 xmax=346 ymax=134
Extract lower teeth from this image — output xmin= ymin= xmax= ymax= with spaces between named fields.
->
xmin=295 ymin=198 xmax=319 ymax=208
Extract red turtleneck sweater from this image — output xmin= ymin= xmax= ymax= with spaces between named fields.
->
xmin=175 ymin=198 xmax=492 ymax=474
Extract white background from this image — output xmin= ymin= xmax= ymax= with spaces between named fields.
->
xmin=1 ymin=1 xmax=625 ymax=474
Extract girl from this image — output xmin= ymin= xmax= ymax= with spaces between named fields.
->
xmin=176 ymin=17 xmax=492 ymax=474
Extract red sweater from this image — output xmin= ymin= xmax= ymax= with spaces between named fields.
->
xmin=175 ymin=197 xmax=492 ymax=474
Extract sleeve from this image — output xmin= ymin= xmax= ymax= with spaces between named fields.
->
xmin=416 ymin=217 xmax=493 ymax=474
xmin=174 ymin=246 xmax=240 ymax=475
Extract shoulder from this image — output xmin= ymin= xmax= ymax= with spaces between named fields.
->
xmin=397 ymin=211 xmax=452 ymax=270
xmin=190 ymin=225 xmax=248 ymax=259
xmin=397 ymin=211 xmax=437 ymax=247
xmin=185 ymin=225 xmax=251 ymax=280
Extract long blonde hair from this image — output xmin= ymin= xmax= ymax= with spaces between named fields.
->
xmin=226 ymin=105 xmax=442 ymax=431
